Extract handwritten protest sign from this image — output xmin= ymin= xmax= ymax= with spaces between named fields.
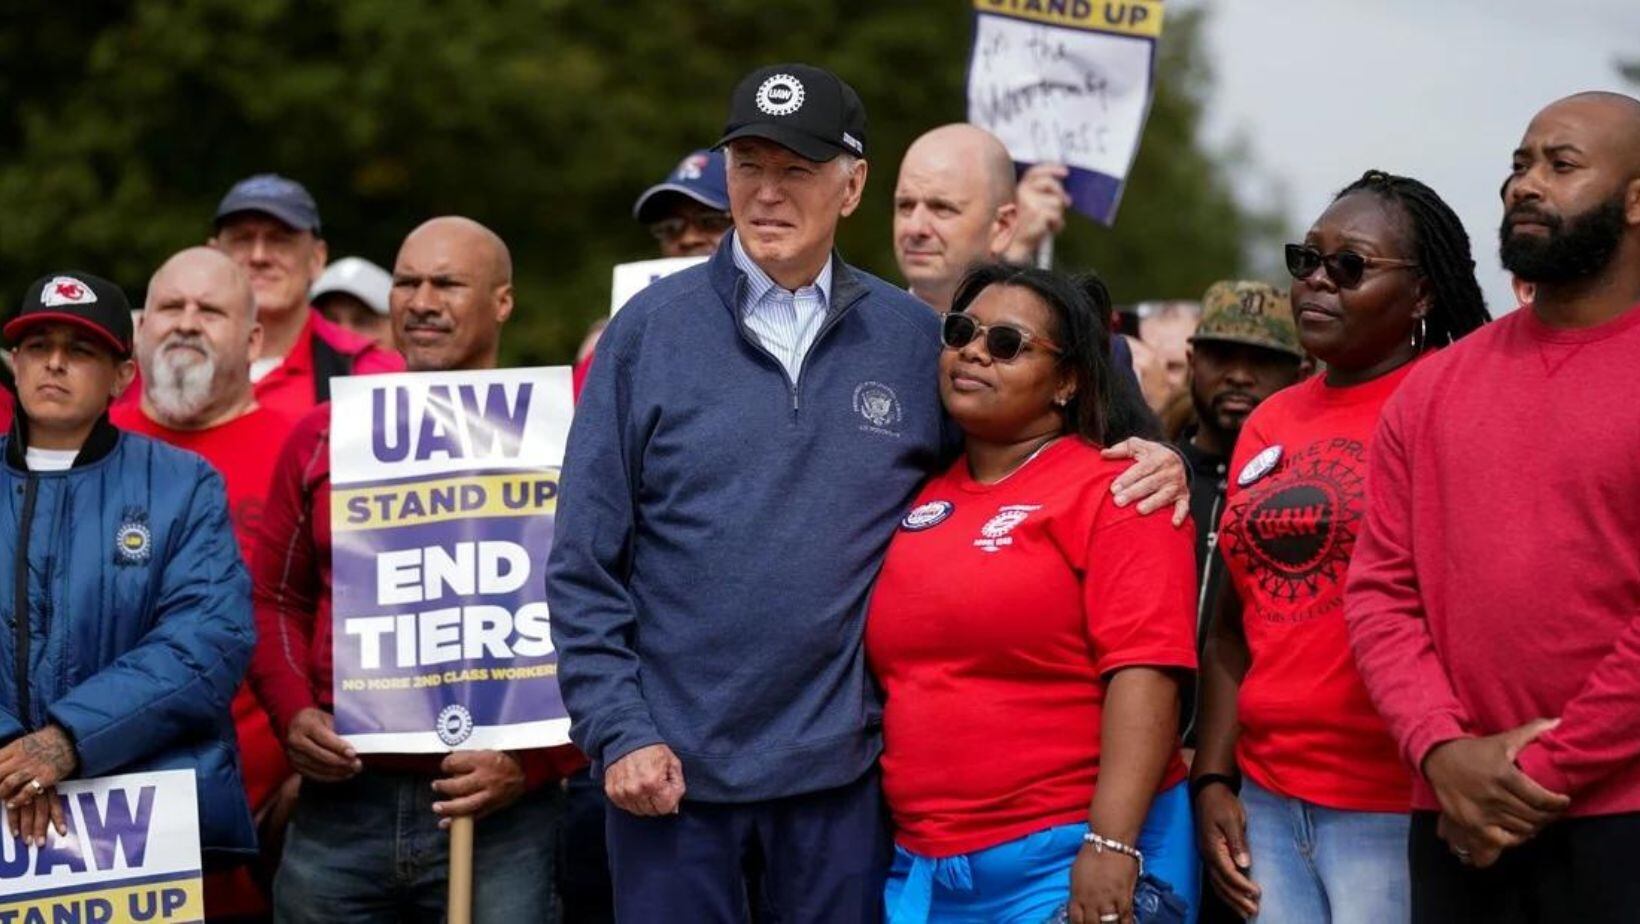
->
xmin=1 ymin=770 xmax=202 ymax=924
xmin=329 ymin=367 xmax=574 ymax=753
xmin=610 ymin=256 xmax=707 ymax=315
xmin=967 ymin=0 xmax=1166 ymax=224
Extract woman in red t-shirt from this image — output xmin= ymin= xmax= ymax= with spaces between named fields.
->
xmin=1191 ymin=171 xmax=1491 ymax=923
xmin=867 ymin=263 xmax=1200 ymax=924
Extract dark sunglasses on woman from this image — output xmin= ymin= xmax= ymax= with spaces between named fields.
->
xmin=1285 ymin=243 xmax=1418 ymax=290
xmin=939 ymin=311 xmax=1062 ymax=362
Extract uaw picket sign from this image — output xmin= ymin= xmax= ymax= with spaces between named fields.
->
xmin=329 ymin=367 xmax=575 ymax=753
xmin=0 ymin=770 xmax=202 ymax=924
xmin=967 ymin=0 xmax=1165 ymax=224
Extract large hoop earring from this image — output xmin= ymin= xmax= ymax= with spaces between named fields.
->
xmin=1412 ymin=315 xmax=1427 ymax=351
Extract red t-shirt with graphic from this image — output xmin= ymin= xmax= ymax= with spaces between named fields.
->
xmin=1218 ymin=364 xmax=1417 ymax=812
xmin=866 ymin=438 xmax=1198 ymax=857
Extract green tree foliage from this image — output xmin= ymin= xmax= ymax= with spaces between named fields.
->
xmin=0 ymin=2 xmax=1272 ymax=363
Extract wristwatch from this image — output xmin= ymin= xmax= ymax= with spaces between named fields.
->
xmin=1189 ymin=772 xmax=1242 ymax=800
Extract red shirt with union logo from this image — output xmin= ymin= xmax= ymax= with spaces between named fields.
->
xmin=866 ymin=438 xmax=1198 ymax=856
xmin=1219 ymin=363 xmax=1418 ymax=812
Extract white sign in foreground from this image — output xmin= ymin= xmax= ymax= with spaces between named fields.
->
xmin=0 ymin=770 xmax=202 ymax=923
xmin=610 ymin=256 xmax=707 ymax=315
xmin=967 ymin=0 xmax=1166 ymax=225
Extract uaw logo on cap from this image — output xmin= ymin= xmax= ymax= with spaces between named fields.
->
xmin=853 ymin=381 xmax=902 ymax=436
xmin=42 ymin=276 xmax=98 ymax=308
xmin=436 ymin=704 xmax=475 ymax=747
xmin=901 ymin=500 xmax=955 ymax=532
xmin=756 ymin=74 xmax=805 ymax=116
xmin=113 ymin=508 xmax=152 ymax=567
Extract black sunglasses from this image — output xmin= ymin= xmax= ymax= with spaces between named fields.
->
xmin=939 ymin=312 xmax=1062 ymax=362
xmin=1284 ymin=243 xmax=1418 ymax=290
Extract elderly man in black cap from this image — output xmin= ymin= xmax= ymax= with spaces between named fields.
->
xmin=551 ymin=64 xmax=895 ymax=923
xmin=549 ymin=63 xmax=1186 ymax=923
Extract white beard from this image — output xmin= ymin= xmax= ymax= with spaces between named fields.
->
xmin=145 ymin=339 xmax=220 ymax=424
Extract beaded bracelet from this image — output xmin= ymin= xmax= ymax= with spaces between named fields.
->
xmin=1083 ymin=830 xmax=1145 ymax=879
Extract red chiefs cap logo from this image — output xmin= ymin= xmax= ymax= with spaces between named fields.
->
xmin=41 ymin=275 xmax=99 ymax=308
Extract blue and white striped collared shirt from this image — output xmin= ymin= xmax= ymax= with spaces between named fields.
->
xmin=731 ymin=232 xmax=833 ymax=384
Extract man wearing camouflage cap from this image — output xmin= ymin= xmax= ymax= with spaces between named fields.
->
xmin=1175 ymin=280 xmax=1305 ymax=747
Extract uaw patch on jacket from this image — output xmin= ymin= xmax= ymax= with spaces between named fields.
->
xmin=113 ymin=507 xmax=153 ymax=567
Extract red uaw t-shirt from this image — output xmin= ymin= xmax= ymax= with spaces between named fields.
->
xmin=112 ymin=402 xmax=297 ymax=811
xmin=1218 ymin=364 xmax=1417 ymax=812
xmin=866 ymin=438 xmax=1198 ymax=857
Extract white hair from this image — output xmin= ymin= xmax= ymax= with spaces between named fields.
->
xmin=143 ymin=335 xmax=219 ymax=424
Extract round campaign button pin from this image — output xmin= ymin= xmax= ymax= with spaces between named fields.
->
xmin=1237 ymin=444 xmax=1283 ymax=487
xmin=901 ymin=500 xmax=955 ymax=531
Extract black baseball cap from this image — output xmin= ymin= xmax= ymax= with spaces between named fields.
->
xmin=215 ymin=173 xmax=322 ymax=234
xmin=715 ymin=63 xmax=867 ymax=163
xmin=4 ymin=272 xmax=134 ymax=357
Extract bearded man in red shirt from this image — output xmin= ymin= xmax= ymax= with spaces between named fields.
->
xmin=1347 ymin=91 xmax=1640 ymax=923
xmin=111 ymin=245 xmax=299 ymax=921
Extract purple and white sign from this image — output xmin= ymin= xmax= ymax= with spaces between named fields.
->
xmin=0 ymin=770 xmax=203 ymax=922
xmin=329 ymin=368 xmax=574 ymax=753
xmin=967 ymin=0 xmax=1165 ymax=225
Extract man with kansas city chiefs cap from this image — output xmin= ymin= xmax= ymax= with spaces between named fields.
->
xmin=0 ymin=271 xmax=257 ymax=876
xmin=548 ymin=62 xmax=1189 ymax=922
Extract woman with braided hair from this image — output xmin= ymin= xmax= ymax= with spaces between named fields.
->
xmin=1190 ymin=170 xmax=1489 ymax=923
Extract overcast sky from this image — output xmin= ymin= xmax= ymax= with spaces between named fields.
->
xmin=1196 ymin=0 xmax=1639 ymax=314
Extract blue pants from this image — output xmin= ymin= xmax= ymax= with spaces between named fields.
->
xmin=884 ymin=781 xmax=1200 ymax=923
xmin=605 ymin=770 xmax=891 ymax=923
xmin=273 ymin=769 xmax=563 ymax=923
xmin=559 ymin=768 xmax=616 ymax=923
xmin=1242 ymin=778 xmax=1410 ymax=924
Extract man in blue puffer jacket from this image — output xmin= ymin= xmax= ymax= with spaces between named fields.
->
xmin=0 ymin=270 xmax=255 ymax=863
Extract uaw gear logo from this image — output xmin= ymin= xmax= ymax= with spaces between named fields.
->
xmin=1219 ymin=439 xmax=1366 ymax=618
xmin=853 ymin=381 xmax=902 ymax=436
xmin=113 ymin=508 xmax=152 ymax=566
xmin=901 ymin=500 xmax=955 ymax=532
xmin=42 ymin=275 xmax=97 ymax=307
xmin=755 ymin=74 xmax=805 ymax=116
xmin=974 ymin=504 xmax=1041 ymax=553
xmin=436 ymin=704 xmax=475 ymax=747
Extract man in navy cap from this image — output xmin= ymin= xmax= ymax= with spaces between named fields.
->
xmin=204 ymin=173 xmax=402 ymax=416
xmin=634 ymin=149 xmax=733 ymax=258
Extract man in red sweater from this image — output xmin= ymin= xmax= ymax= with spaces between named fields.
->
xmin=249 ymin=216 xmax=583 ymax=922
xmin=1347 ymin=91 xmax=1640 ymax=923
xmin=111 ymin=246 xmax=297 ymax=921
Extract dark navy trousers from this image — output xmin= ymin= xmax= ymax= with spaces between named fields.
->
xmin=605 ymin=770 xmax=891 ymax=923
